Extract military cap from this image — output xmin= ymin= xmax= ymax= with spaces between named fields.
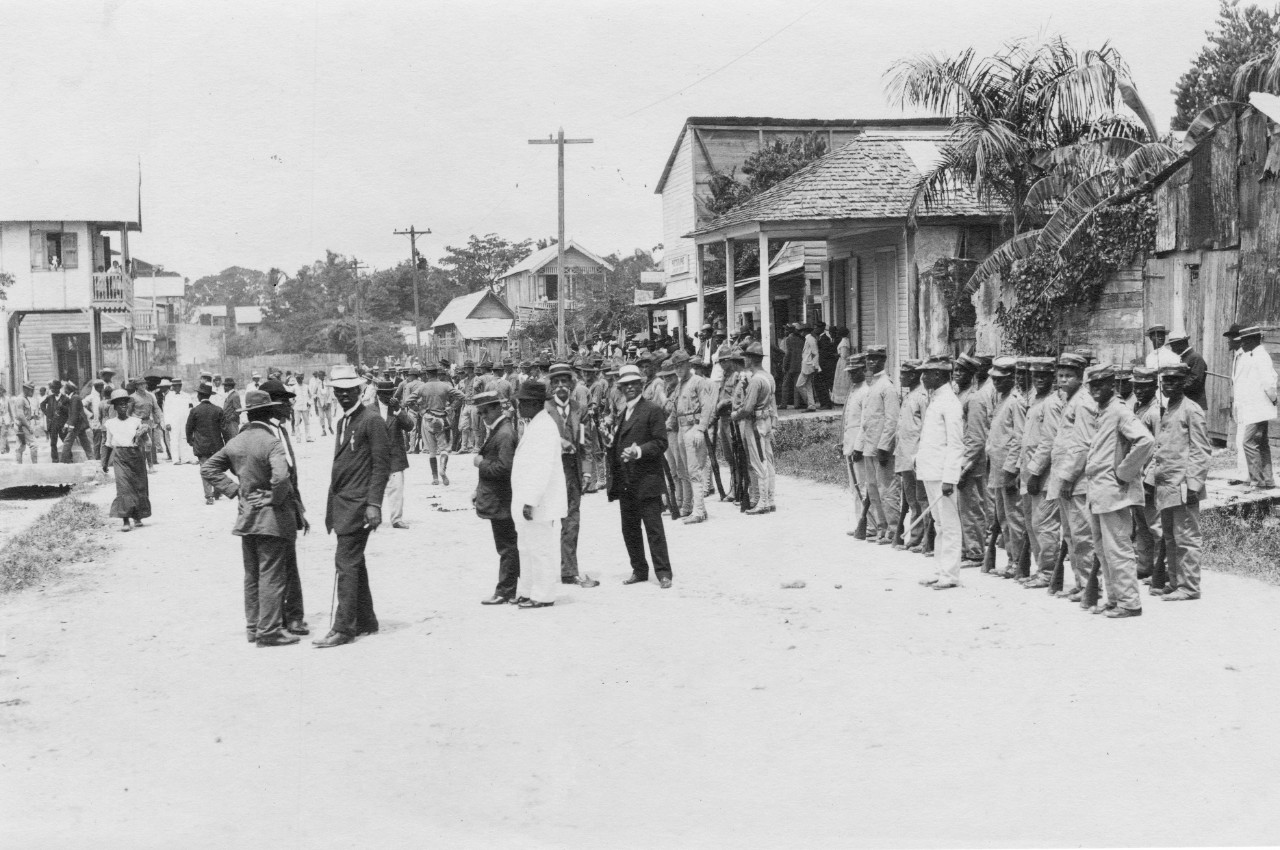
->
xmin=920 ymin=354 xmax=953 ymax=372
xmin=974 ymin=353 xmax=994 ymax=368
xmin=547 ymin=362 xmax=574 ymax=377
xmin=898 ymin=357 xmax=920 ymax=372
xmin=1084 ymin=363 xmax=1116 ymax=383
xmin=1159 ymin=362 xmax=1190 ymax=378
xmin=580 ymin=359 xmax=600 ymax=372
xmin=657 ymin=365 xmax=677 ymax=378
xmin=635 ymin=351 xmax=654 ymax=364
xmin=956 ymin=353 xmax=981 ymax=371
xmin=1146 ymin=324 xmax=1168 ymax=335
xmin=1014 ymin=357 xmax=1029 ymax=371
xmin=1057 ymin=352 xmax=1088 ymax=370
xmin=472 ymin=390 xmax=502 ymax=408
xmin=726 ymin=347 xmax=746 ymax=362
xmin=406 ymin=366 xmax=421 ymax=376
xmin=1130 ymin=366 xmax=1157 ymax=384
xmin=1114 ymin=367 xmax=1133 ymax=380
xmin=669 ymin=351 xmax=691 ymax=366
xmin=477 ymin=361 xmax=493 ymax=371
xmin=462 ymin=359 xmax=476 ymax=368
xmin=689 ymin=355 xmax=706 ymax=368
xmin=1027 ymin=357 xmax=1056 ymax=373
xmin=848 ymin=353 xmax=869 ymax=371
xmin=988 ymin=356 xmax=1017 ymax=377
xmin=500 ymin=357 xmax=515 ymax=368
xmin=1167 ymin=331 xmax=1189 ymax=343
xmin=1238 ymin=325 xmax=1263 ymax=338
xmin=865 ymin=344 xmax=888 ymax=358
xmin=716 ymin=346 xmax=739 ymax=363
xmin=742 ymin=341 xmax=765 ymax=357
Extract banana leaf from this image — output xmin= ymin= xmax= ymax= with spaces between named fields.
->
xmin=1181 ymin=102 xmax=1248 ymax=153
xmin=967 ymin=230 xmax=1042 ymax=292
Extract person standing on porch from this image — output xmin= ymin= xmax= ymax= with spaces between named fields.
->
xmin=1233 ymin=326 xmax=1277 ymax=489
xmin=797 ymin=326 xmax=820 ymax=412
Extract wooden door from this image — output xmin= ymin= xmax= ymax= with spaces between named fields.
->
xmin=52 ymin=333 xmax=91 ymax=387
xmin=1200 ymin=250 xmax=1239 ymax=440
xmin=875 ymin=249 xmax=896 ymax=360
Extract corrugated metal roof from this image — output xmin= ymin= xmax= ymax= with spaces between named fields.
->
xmin=430 ymin=289 xmax=515 ymax=337
xmin=494 ymin=240 xmax=613 ymax=280
xmin=691 ymin=136 xmax=1000 ymax=237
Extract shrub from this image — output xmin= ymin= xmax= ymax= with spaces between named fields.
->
xmin=0 ymin=498 xmax=107 ymax=594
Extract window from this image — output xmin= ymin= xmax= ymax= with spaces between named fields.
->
xmin=30 ymin=230 xmax=79 ymax=270
xmin=544 ymin=274 xmax=558 ymax=301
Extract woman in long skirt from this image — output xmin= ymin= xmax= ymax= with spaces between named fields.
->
xmin=101 ymin=389 xmax=152 ymax=532
xmin=832 ymin=327 xmax=853 ymax=404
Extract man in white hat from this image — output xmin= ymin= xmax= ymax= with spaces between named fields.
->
xmin=609 ymin=363 xmax=674 ymax=587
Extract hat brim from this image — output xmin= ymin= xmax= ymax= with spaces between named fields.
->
xmin=327 ymin=378 xmax=365 ymax=389
xmin=616 ymin=375 xmax=643 ymax=384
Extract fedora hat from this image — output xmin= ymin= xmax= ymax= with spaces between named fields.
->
xmin=516 ymin=380 xmax=547 ymax=404
xmin=616 ymin=364 xmax=644 ymax=384
xmin=108 ymin=388 xmax=131 ymax=403
xmin=472 ymin=390 xmax=502 ymax=408
xmin=327 ymin=364 xmax=365 ymax=388
xmin=242 ymin=389 xmax=278 ymax=412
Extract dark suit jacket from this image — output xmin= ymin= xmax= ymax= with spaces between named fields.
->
xmin=187 ymin=400 xmax=226 ymax=457
xmin=222 ymin=390 xmax=243 ymax=443
xmin=817 ymin=333 xmax=838 ymax=369
xmin=42 ymin=392 xmax=66 ymax=432
xmin=544 ymin=398 xmax=584 ymax=465
xmin=607 ymin=398 xmax=668 ymax=502
xmin=1181 ymin=347 xmax=1209 ymax=410
xmin=783 ymin=334 xmax=803 ymax=374
xmin=381 ymin=402 xmax=415 ymax=474
xmin=201 ymin=423 xmax=299 ymax=539
xmin=61 ymin=393 xmax=89 ymax=434
xmin=474 ymin=415 xmax=517 ymax=520
xmin=326 ymin=404 xmax=391 ymax=535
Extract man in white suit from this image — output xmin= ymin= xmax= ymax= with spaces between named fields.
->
xmin=1234 ymin=326 xmax=1278 ymax=489
xmin=510 ymin=381 xmax=567 ymax=609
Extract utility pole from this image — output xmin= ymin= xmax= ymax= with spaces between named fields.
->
xmin=351 ymin=257 xmax=368 ymax=367
xmin=528 ymin=127 xmax=592 ymax=354
xmin=394 ymin=225 xmax=431 ymax=360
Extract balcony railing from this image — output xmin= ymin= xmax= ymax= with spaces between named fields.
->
xmin=132 ymin=309 xmax=157 ymax=334
xmin=92 ymin=272 xmax=133 ymax=311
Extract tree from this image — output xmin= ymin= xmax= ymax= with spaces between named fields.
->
xmin=185 ymin=266 xmax=271 ymax=317
xmin=885 ymin=37 xmax=1157 ymax=235
xmin=0 ymin=271 xmax=12 ymax=302
xmin=439 ymin=233 xmax=534 ymax=295
xmin=1173 ymin=1 xmax=1280 ymax=130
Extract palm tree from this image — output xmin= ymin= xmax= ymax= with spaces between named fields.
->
xmin=884 ymin=37 xmax=1158 ymax=236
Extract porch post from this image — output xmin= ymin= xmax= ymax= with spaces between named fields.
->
xmin=759 ymin=231 xmax=772 ymax=375
xmin=724 ymin=239 xmax=735 ymax=336
xmin=694 ymin=243 xmax=705 ymax=356
xmin=89 ymin=308 xmax=101 ymax=385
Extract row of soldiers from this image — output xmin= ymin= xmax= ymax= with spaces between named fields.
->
xmin=843 ymin=349 xmax=1210 ymax=615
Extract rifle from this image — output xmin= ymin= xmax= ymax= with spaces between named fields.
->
xmin=729 ymin=421 xmax=750 ymax=511
xmin=1015 ymin=529 xmax=1032 ymax=578
xmin=1048 ymin=537 xmax=1069 ymax=595
xmin=892 ymin=484 xmax=907 ymax=546
xmin=1082 ymin=554 xmax=1103 ymax=609
xmin=707 ymin=420 xmax=727 ymax=500
xmin=981 ymin=518 xmax=1001 ymax=573
xmin=1149 ymin=538 xmax=1169 ymax=591
xmin=661 ymin=453 xmax=681 ymax=518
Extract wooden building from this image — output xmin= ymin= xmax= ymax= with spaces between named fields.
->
xmin=493 ymin=241 xmax=611 ymax=330
xmin=430 ymin=289 xmax=515 ymax=364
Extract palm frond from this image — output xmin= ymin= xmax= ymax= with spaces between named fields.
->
xmin=1233 ymin=47 xmax=1280 ymax=99
xmin=967 ymin=230 xmax=1042 ymax=292
xmin=1024 ymin=171 xmax=1082 ymax=212
xmin=1116 ymin=75 xmax=1159 ymax=141
xmin=1121 ymin=142 xmax=1179 ymax=183
xmin=1181 ymin=102 xmax=1248 ymax=152
xmin=1054 ymin=191 xmax=1128 ymax=261
xmin=1039 ymin=172 xmax=1120 ymax=253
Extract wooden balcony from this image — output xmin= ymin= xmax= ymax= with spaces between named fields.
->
xmin=92 ymin=272 xmax=133 ymax=311
xmin=132 ymin=308 xmax=157 ymax=335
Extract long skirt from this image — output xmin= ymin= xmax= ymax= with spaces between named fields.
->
xmin=110 ymin=446 xmax=152 ymax=520
xmin=832 ymin=354 xmax=851 ymax=404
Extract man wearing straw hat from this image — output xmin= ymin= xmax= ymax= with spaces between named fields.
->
xmin=1233 ymin=326 xmax=1277 ymax=489
xmin=916 ymin=355 xmax=965 ymax=589
xmin=314 ymin=365 xmax=390 ymax=648
xmin=609 ymin=364 xmax=674 ymax=588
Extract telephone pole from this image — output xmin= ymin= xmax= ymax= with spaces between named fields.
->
xmin=528 ymin=127 xmax=592 ymax=353
xmin=394 ymin=225 xmax=431 ymax=359
xmin=351 ymin=257 xmax=368 ymax=367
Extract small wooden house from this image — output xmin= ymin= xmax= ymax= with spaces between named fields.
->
xmin=430 ymin=289 xmax=514 ymax=364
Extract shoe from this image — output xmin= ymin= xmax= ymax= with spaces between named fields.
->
xmin=1023 ymin=576 xmax=1050 ymax=589
xmin=357 ymin=626 xmax=379 ymax=636
xmin=257 ymin=632 xmax=301 ymax=647
xmin=205 ymin=498 xmax=214 ymax=506
xmin=924 ymin=551 xmax=935 ymax=558
xmin=510 ymin=596 xmax=530 ymax=605
xmin=576 ymin=576 xmax=600 ymax=588
xmin=850 ymin=531 xmax=867 ymax=539
xmin=1148 ymin=586 xmax=1169 ymax=596
xmin=745 ymin=505 xmax=771 ymax=515
xmin=312 ymin=631 xmax=354 ymax=648
xmin=1160 ymin=589 xmax=1199 ymax=601
xmin=1052 ymin=588 xmax=1073 ymax=598
xmin=441 ymin=473 xmax=450 ymax=486
xmin=659 ymin=577 xmax=672 ymax=589
xmin=285 ymin=620 xmax=310 ymax=636
xmin=682 ymin=514 xmax=707 ymax=524
xmin=1068 ymin=589 xmax=1084 ymax=602
xmin=392 ymin=521 xmax=409 ymax=529
xmin=892 ymin=543 xmax=907 ymax=551
xmin=482 ymin=594 xmax=511 ymax=605
xmin=907 ymin=544 xmax=922 ymax=553
xmin=517 ymin=600 xmax=554 ymax=609
xmin=932 ymin=581 xmax=959 ymax=590
xmin=960 ymin=559 xmax=982 ymax=569
xmin=1104 ymin=607 xmax=1142 ymax=618
xmin=431 ymin=478 xmax=440 ymax=486
xmin=561 ymin=576 xmax=579 ymax=585
xmin=918 ymin=578 xmax=939 ymax=586
xmin=246 ymin=629 xmax=256 ymax=643
xmin=877 ymin=537 xmax=893 ymax=546
xmin=622 ymin=574 xmax=648 ymax=585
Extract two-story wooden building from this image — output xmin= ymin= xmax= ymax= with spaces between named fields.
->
xmin=494 ymin=240 xmax=612 ymax=330
xmin=1 ymin=167 xmax=144 ymax=390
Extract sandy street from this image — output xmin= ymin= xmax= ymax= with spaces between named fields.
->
xmin=3 ymin=437 xmax=1280 ymax=849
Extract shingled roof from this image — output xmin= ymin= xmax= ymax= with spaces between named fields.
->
xmin=690 ymin=135 xmax=1000 ymax=237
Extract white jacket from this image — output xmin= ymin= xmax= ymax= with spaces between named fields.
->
xmin=511 ymin=410 xmax=568 ymax=521
xmin=915 ymin=383 xmax=964 ymax=484
xmin=1235 ymin=344 xmax=1278 ymax=425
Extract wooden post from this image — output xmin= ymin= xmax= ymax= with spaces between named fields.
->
xmin=759 ymin=231 xmax=772 ymax=374
xmin=695 ymin=243 xmax=705 ymax=354
xmin=528 ymin=129 xmax=593 ymax=354
xmin=724 ymin=238 xmax=735 ymax=337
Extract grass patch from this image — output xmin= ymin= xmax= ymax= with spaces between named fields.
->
xmin=0 ymin=497 xmax=108 ymax=594
xmin=1201 ymin=510 xmax=1280 ymax=587
xmin=774 ymin=417 xmax=846 ymax=488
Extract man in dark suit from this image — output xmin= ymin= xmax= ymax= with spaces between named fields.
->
xmin=58 ymin=381 xmax=93 ymax=462
xmin=260 ymin=379 xmax=311 ymax=637
xmin=473 ymin=391 xmax=521 ymax=604
xmin=41 ymin=379 xmax=64 ymax=462
xmin=201 ymin=389 xmax=302 ymax=647
xmin=815 ymin=321 xmax=838 ymax=409
xmin=221 ymin=377 xmax=243 ymax=444
xmin=187 ymin=382 xmax=226 ymax=504
xmin=608 ymin=364 xmax=673 ymax=588
xmin=315 ymin=365 xmax=391 ymax=648
xmin=546 ymin=362 xmax=601 ymax=588
xmin=375 ymin=380 xmax=416 ymax=529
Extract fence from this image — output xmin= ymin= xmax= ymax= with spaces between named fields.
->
xmin=172 ymin=353 xmax=349 ymax=385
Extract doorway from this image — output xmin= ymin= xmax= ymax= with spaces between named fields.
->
xmin=52 ymin=333 xmax=91 ymax=387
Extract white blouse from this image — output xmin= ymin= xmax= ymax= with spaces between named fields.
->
xmin=103 ymin=415 xmax=144 ymax=448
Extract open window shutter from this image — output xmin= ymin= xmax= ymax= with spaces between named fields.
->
xmin=30 ymin=230 xmax=45 ymax=270
xmin=62 ymin=232 xmax=79 ymax=269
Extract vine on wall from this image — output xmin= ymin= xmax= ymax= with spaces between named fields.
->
xmin=995 ymin=195 xmax=1157 ymax=354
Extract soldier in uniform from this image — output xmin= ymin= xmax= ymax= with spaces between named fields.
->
xmin=1148 ymin=362 xmax=1210 ymax=601
xmin=413 ymin=363 xmax=454 ymax=486
xmin=983 ymin=357 xmax=1024 ymax=574
xmin=731 ymin=342 xmax=778 ymax=514
xmin=1010 ymin=357 xmax=1057 ymax=585
xmin=860 ymin=345 xmax=900 ymax=543
xmin=955 ymin=353 xmax=993 ymax=567
xmin=893 ymin=359 xmax=930 ymax=551
xmin=915 ymin=355 xmax=965 ymax=589
xmin=1083 ymin=364 xmax=1154 ymax=618
xmin=843 ymin=354 xmax=870 ymax=537
xmin=1041 ymin=352 xmax=1092 ymax=595
xmin=1129 ymin=366 xmax=1163 ymax=583
xmin=456 ymin=361 xmax=478 ymax=452
xmin=1116 ymin=367 xmax=1135 ymax=408
xmin=673 ymin=350 xmax=716 ymax=524
xmin=712 ymin=348 xmax=746 ymax=502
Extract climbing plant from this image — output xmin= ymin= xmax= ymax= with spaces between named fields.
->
xmin=995 ymin=194 xmax=1156 ymax=353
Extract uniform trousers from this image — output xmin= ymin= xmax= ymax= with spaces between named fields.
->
xmin=666 ymin=430 xmax=689 ymax=514
xmin=1026 ymin=492 xmax=1061 ymax=575
xmin=1131 ymin=499 xmax=1163 ymax=580
xmin=560 ymin=454 xmax=582 ymax=579
xmin=516 ymin=517 xmax=560 ymax=603
xmin=283 ymin=541 xmax=305 ymax=625
xmin=744 ymin=420 xmax=776 ymax=509
xmin=459 ymin=404 xmax=477 ymax=451
xmin=619 ymin=494 xmax=671 ymax=579
xmin=1088 ymin=508 xmax=1141 ymax=611
xmin=1161 ymin=503 xmax=1202 ymax=597
xmin=385 ymin=470 xmax=405 ymax=525
xmin=923 ymin=480 xmax=962 ymax=583
xmin=991 ymin=483 xmax=1026 ymax=571
xmin=681 ymin=426 xmax=710 ymax=518
xmin=1243 ymin=421 xmax=1275 ymax=488
xmin=957 ymin=469 xmax=988 ymax=561
xmin=13 ymin=430 xmax=36 ymax=463
xmin=241 ymin=534 xmax=288 ymax=638
xmin=333 ymin=528 xmax=377 ymax=636
xmin=862 ymin=456 xmax=901 ymax=538
xmin=901 ymin=470 xmax=932 ymax=548
xmin=847 ymin=457 xmax=867 ymax=535
xmin=490 ymin=516 xmax=521 ymax=599
xmin=1059 ymin=493 xmax=1094 ymax=588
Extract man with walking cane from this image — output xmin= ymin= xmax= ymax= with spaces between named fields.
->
xmin=915 ymin=356 xmax=965 ymax=589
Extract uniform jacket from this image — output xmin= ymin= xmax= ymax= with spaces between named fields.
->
xmin=511 ymin=410 xmax=569 ymax=521
xmin=916 ymin=384 xmax=964 ymax=484
xmin=960 ymin=379 xmax=996 ymax=475
xmin=641 ymin=377 xmax=666 ymax=407
xmin=201 ymin=423 xmax=299 ymax=539
xmin=1016 ymin=392 xmax=1053 ymax=493
xmin=607 ymin=397 xmax=668 ymax=502
xmin=985 ymin=389 xmax=1022 ymax=488
xmin=186 ymin=400 xmax=226 ymax=457
xmin=893 ymin=384 xmax=927 ymax=472
xmin=325 ymin=403 xmax=391 ymax=535
xmin=474 ymin=414 xmax=517 ymax=520
xmin=1026 ymin=391 xmax=1065 ymax=480
xmin=860 ymin=373 xmax=899 ymax=454
xmin=673 ymin=374 xmax=716 ymax=432
xmin=1044 ymin=389 xmax=1088 ymax=497
xmin=731 ymin=369 xmax=778 ymax=435
xmin=1235 ymin=344 xmax=1278 ymax=425
xmin=1085 ymin=396 xmax=1155 ymax=514
xmin=843 ymin=382 xmax=868 ymax=458
xmin=1147 ymin=397 xmax=1210 ymax=511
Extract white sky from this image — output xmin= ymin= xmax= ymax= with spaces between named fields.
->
xmin=0 ymin=0 xmax=1222 ymax=280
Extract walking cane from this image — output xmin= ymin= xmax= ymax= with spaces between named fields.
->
xmin=902 ymin=491 xmax=948 ymax=539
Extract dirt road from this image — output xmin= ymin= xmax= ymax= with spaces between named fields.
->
xmin=3 ymin=438 xmax=1279 ymax=848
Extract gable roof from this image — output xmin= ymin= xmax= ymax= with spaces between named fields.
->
xmin=653 ymin=116 xmax=952 ymax=195
xmin=494 ymin=240 xmax=614 ymax=281
xmin=431 ymin=289 xmax=514 ymax=339
xmin=690 ymin=135 xmax=999 ymax=238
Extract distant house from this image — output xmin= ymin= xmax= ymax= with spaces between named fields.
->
xmin=493 ymin=240 xmax=613 ymax=328
xmin=130 ymin=259 xmax=188 ymax=363
xmin=430 ymin=289 xmax=514 ymax=363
